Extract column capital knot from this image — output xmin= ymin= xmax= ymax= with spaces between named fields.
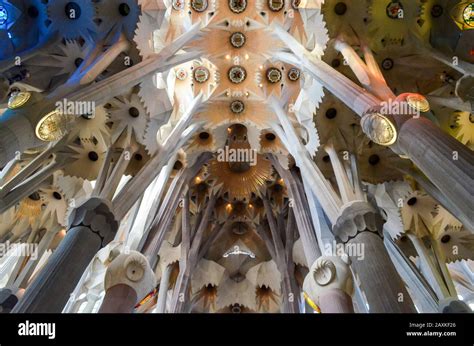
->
xmin=67 ymin=197 xmax=119 ymax=245
xmin=303 ymin=255 xmax=354 ymax=306
xmin=332 ymin=200 xmax=385 ymax=243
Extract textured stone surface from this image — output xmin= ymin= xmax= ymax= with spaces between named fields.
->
xmin=12 ymin=198 xmax=118 ymax=313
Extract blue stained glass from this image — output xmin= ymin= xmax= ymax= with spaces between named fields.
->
xmin=0 ymin=5 xmax=8 ymax=25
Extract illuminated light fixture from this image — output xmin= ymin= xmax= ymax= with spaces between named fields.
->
xmin=7 ymin=91 xmax=31 ymax=109
xmin=406 ymin=94 xmax=430 ymax=113
xmin=191 ymin=0 xmax=208 ymax=12
xmin=228 ymin=66 xmax=246 ymax=84
xmin=35 ymin=110 xmax=69 ymax=142
xmin=303 ymin=292 xmax=321 ymax=313
xmin=450 ymin=1 xmax=474 ymax=30
xmin=266 ymin=67 xmax=282 ymax=83
xmin=230 ymin=32 xmax=246 ymax=48
xmin=229 ymin=0 xmax=247 ymax=13
xmin=193 ymin=66 xmax=210 ymax=83
xmin=230 ymin=100 xmax=245 ymax=114
xmin=361 ymin=112 xmax=397 ymax=146
xmin=463 ymin=2 xmax=474 ymax=26
xmin=268 ymin=0 xmax=284 ymax=12
xmin=0 ymin=5 xmax=8 ymax=25
xmin=287 ymin=67 xmax=301 ymax=81
xmin=223 ymin=246 xmax=256 ymax=258
xmin=172 ymin=0 xmax=185 ymax=10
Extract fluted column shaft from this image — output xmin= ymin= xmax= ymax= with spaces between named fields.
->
xmin=12 ymin=198 xmax=118 ymax=313
xmin=396 ymin=117 xmax=474 ymax=231
xmin=348 ymin=231 xmax=416 ymax=313
xmin=12 ymin=226 xmax=105 ymax=313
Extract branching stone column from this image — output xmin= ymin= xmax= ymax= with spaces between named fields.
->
xmin=271 ymin=23 xmax=474 ymax=232
xmin=99 ymin=251 xmax=155 ymax=313
xmin=303 ymin=255 xmax=354 ymax=313
xmin=270 ymin=155 xmax=321 ymax=266
xmin=333 ymin=203 xmax=416 ymax=313
xmin=12 ymin=198 xmax=118 ymax=313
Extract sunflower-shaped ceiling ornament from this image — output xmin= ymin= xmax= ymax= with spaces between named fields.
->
xmin=43 ymin=0 xmax=99 ymax=40
xmin=321 ymin=0 xmax=369 ymax=40
xmin=39 ymin=184 xmax=69 ymax=228
xmin=29 ymin=40 xmax=89 ymax=79
xmin=62 ymin=139 xmax=107 ymax=180
xmin=314 ymin=149 xmax=339 ymax=185
xmin=15 ymin=191 xmax=45 ymax=229
xmin=195 ymin=99 xmax=275 ymax=133
xmin=40 ymin=172 xmax=92 ymax=226
xmin=188 ymin=0 xmax=215 ymax=23
xmin=190 ymin=59 xmax=218 ymax=99
xmin=95 ymin=0 xmax=141 ymax=40
xmin=208 ymin=145 xmax=273 ymax=201
xmin=259 ymin=64 xmax=283 ymax=95
xmin=452 ymin=111 xmax=474 ymax=150
xmin=371 ymin=44 xmax=448 ymax=95
xmin=123 ymin=143 xmax=151 ymax=177
xmin=356 ymin=137 xmax=411 ymax=184
xmin=314 ymin=94 xmax=360 ymax=150
xmin=432 ymin=205 xmax=464 ymax=232
xmin=400 ymin=190 xmax=437 ymax=237
xmin=256 ymin=0 xmax=288 ymax=24
xmin=142 ymin=116 xmax=164 ymax=155
xmin=322 ymin=45 xmax=358 ymax=83
xmin=367 ymin=0 xmax=429 ymax=52
xmin=70 ymin=105 xmax=111 ymax=148
xmin=107 ymin=93 xmax=149 ymax=145
xmin=431 ymin=226 xmax=474 ymax=263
